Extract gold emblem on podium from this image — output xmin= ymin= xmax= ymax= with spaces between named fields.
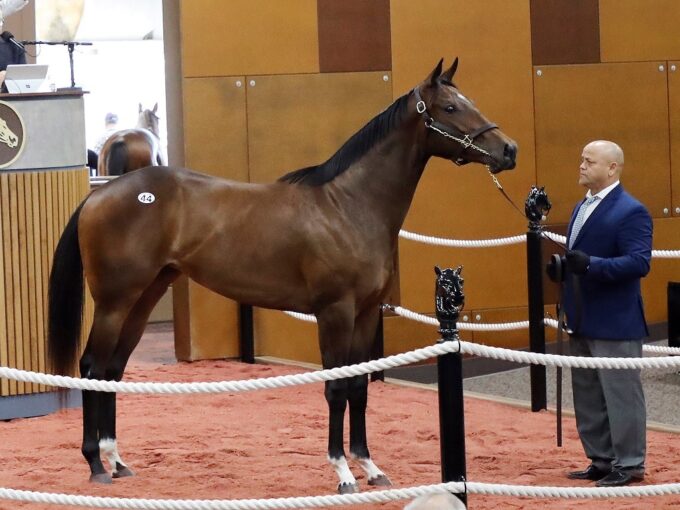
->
xmin=0 ymin=101 xmax=25 ymax=168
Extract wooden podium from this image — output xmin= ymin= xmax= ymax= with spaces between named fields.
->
xmin=0 ymin=90 xmax=91 ymax=419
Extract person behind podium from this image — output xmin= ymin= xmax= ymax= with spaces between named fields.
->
xmin=0 ymin=0 xmax=29 ymax=91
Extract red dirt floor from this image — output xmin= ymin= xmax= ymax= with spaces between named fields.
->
xmin=2 ymin=326 xmax=680 ymax=510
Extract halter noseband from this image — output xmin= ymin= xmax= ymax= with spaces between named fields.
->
xmin=413 ymin=87 xmax=498 ymax=165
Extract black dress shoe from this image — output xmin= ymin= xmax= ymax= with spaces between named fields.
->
xmin=567 ymin=464 xmax=612 ymax=481
xmin=595 ymin=469 xmax=644 ymax=487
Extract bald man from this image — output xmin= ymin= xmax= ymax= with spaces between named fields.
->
xmin=562 ymin=140 xmax=652 ymax=487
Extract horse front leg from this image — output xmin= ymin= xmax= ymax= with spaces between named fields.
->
xmin=317 ymin=300 xmax=358 ymax=494
xmin=348 ymin=307 xmax=391 ymax=487
xmin=348 ymin=374 xmax=391 ymax=486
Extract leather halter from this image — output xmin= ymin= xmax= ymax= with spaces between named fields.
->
xmin=413 ymin=87 xmax=498 ymax=165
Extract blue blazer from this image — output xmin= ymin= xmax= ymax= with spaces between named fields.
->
xmin=563 ymin=185 xmax=652 ymax=340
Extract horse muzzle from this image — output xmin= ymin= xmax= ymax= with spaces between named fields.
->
xmin=488 ymin=142 xmax=518 ymax=173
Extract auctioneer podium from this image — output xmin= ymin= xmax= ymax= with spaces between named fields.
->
xmin=0 ymin=90 xmax=91 ymax=419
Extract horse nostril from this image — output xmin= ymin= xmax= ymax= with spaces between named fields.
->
xmin=504 ymin=143 xmax=517 ymax=161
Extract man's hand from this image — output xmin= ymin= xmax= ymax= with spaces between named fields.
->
xmin=565 ymin=250 xmax=590 ymax=275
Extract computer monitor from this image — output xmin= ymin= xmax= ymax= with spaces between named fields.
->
xmin=4 ymin=64 xmax=49 ymax=93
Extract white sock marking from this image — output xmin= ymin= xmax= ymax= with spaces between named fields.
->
xmin=354 ymin=456 xmax=385 ymax=481
xmin=99 ymin=439 xmax=127 ymax=473
xmin=328 ymin=455 xmax=356 ymax=487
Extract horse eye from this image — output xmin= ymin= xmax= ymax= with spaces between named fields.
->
xmin=445 ymin=105 xmax=456 ymax=113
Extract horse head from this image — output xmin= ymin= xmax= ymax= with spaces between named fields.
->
xmin=413 ymin=58 xmax=517 ymax=173
xmin=137 ymin=102 xmax=160 ymax=138
xmin=0 ymin=117 xmax=18 ymax=148
xmin=525 ymin=185 xmax=552 ymax=224
xmin=434 ymin=265 xmax=465 ymax=322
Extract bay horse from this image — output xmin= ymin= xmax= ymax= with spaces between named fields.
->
xmin=97 ymin=103 xmax=164 ymax=176
xmin=48 ymin=59 xmax=517 ymax=492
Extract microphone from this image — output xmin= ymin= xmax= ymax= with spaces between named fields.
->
xmin=1 ymin=31 xmax=25 ymax=52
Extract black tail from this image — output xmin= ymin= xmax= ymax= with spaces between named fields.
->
xmin=48 ymin=201 xmax=86 ymax=376
xmin=106 ymin=140 xmax=128 ymax=175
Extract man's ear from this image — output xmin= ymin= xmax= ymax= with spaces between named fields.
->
xmin=425 ymin=58 xmax=444 ymax=87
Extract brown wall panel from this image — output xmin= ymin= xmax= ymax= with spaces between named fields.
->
xmin=530 ymin=0 xmax=600 ymax=65
xmin=391 ymin=0 xmax=536 ymax=314
xmin=600 ymin=0 xmax=680 ymax=62
xmin=255 ymin=309 xmax=320 ymax=365
xmin=175 ymin=77 xmax=249 ymax=361
xmin=534 ymin=62 xmax=671 ymax=224
xmin=180 ymin=0 xmax=319 ymax=77
xmin=246 ymin=72 xmax=393 ymax=183
xmin=318 ymin=0 xmax=391 ymax=73
xmin=670 ymin=63 xmax=680 ymax=217
xmin=182 ymin=77 xmax=248 ymax=179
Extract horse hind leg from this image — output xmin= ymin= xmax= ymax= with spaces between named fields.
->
xmin=98 ymin=267 xmax=180 ymax=479
xmin=348 ymin=307 xmax=391 ymax=488
xmin=80 ymin=303 xmax=136 ymax=484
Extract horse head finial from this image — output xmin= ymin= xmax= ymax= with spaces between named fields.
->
xmin=434 ymin=265 xmax=465 ymax=329
xmin=525 ymin=185 xmax=551 ymax=231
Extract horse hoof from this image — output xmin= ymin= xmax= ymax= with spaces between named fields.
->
xmin=338 ymin=482 xmax=359 ymax=494
xmin=368 ymin=474 xmax=392 ymax=487
xmin=89 ymin=473 xmax=113 ymax=484
xmin=112 ymin=466 xmax=134 ymax=478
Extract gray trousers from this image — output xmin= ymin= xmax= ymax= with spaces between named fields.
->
xmin=569 ymin=336 xmax=646 ymax=472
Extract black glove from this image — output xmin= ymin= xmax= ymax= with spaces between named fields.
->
xmin=546 ymin=253 xmax=566 ymax=283
xmin=565 ymin=250 xmax=590 ymax=275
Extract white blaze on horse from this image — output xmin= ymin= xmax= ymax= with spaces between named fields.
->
xmin=97 ymin=103 xmax=164 ymax=176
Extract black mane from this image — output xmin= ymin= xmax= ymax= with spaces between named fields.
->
xmin=278 ymin=92 xmax=412 ymax=186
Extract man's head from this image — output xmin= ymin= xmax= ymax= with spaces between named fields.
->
xmin=578 ymin=140 xmax=624 ymax=194
xmin=104 ymin=112 xmax=118 ymax=128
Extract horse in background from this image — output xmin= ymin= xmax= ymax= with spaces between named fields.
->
xmin=97 ymin=103 xmax=164 ymax=176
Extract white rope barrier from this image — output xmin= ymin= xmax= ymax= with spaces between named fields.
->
xmin=397 ymin=229 xmax=680 ymax=258
xmin=5 ymin=479 xmax=680 ymax=509
xmin=4 ymin=334 xmax=680 ymax=393
xmin=399 ymin=229 xmax=526 ymax=248
xmin=387 ymin=305 xmax=680 ymax=355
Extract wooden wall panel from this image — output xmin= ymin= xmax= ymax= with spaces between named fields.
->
xmin=246 ymin=72 xmax=393 ymax=183
xmin=0 ymin=168 xmax=90 ymax=397
xmin=670 ymin=63 xmax=680 ymax=218
xmin=247 ymin=72 xmax=393 ymax=359
xmin=182 ymin=77 xmax=248 ymax=179
xmin=180 ymin=0 xmax=319 ymax=78
xmin=391 ymin=0 xmax=536 ymax=314
xmin=534 ymin=62 xmax=671 ymax=224
xmin=317 ymin=0 xmax=391 ymax=73
xmin=530 ymin=0 xmax=600 ymax=65
xmin=600 ymin=0 xmax=680 ymax=62
xmin=175 ymin=77 xmax=249 ymax=361
xmin=255 ymin=309 xmax=319 ymax=364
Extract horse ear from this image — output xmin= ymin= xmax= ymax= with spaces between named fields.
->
xmin=152 ymin=103 xmax=158 ymax=113
xmin=435 ymin=266 xmax=442 ymax=276
xmin=426 ymin=58 xmax=444 ymax=87
xmin=441 ymin=57 xmax=459 ymax=83
xmin=138 ymin=103 xmax=142 ymax=113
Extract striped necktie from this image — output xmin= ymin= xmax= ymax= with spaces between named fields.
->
xmin=569 ymin=196 xmax=599 ymax=249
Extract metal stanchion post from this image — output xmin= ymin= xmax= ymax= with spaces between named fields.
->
xmin=239 ymin=304 xmax=255 ymax=363
xmin=434 ymin=265 xmax=467 ymax=507
xmin=525 ymin=186 xmax=551 ymax=412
